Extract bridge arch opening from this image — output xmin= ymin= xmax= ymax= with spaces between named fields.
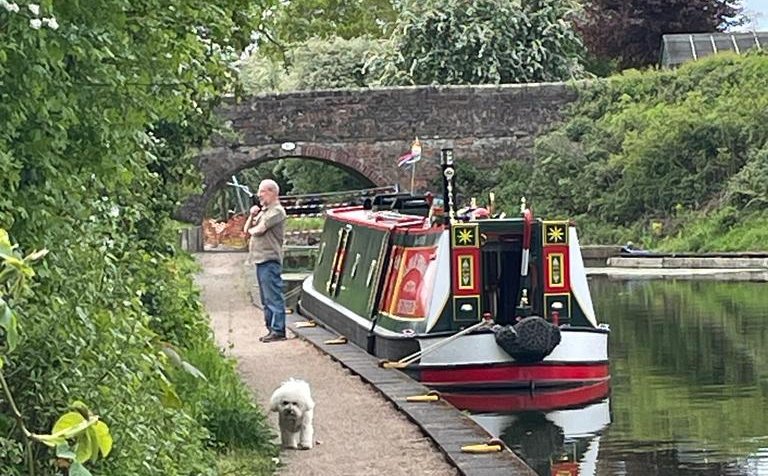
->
xmin=200 ymin=155 xmax=393 ymax=251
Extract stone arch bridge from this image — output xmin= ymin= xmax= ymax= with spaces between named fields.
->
xmin=177 ymin=82 xmax=577 ymax=223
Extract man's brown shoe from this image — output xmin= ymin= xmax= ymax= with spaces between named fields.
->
xmin=260 ymin=332 xmax=286 ymax=343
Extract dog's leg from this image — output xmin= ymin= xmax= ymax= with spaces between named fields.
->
xmin=281 ymin=428 xmax=299 ymax=449
xmin=298 ymin=409 xmax=314 ymax=450
xmin=279 ymin=413 xmax=299 ymax=449
xmin=289 ymin=431 xmax=300 ymax=449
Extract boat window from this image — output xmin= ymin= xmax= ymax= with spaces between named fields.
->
xmin=326 ymin=225 xmax=352 ymax=297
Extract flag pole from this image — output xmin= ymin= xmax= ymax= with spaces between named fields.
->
xmin=410 ymin=137 xmax=421 ymax=194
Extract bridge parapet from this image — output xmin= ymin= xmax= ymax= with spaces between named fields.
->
xmin=177 ymin=82 xmax=579 ymax=223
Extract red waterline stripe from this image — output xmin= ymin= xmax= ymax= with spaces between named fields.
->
xmin=420 ymin=362 xmax=609 ymax=386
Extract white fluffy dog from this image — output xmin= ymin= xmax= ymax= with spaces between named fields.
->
xmin=269 ymin=378 xmax=315 ymax=450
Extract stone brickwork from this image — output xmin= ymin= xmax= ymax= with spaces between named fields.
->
xmin=177 ymin=82 xmax=578 ymax=223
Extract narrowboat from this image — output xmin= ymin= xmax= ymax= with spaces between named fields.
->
xmin=297 ymin=149 xmax=610 ymax=390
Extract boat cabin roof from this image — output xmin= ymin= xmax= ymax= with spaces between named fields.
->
xmin=326 ymin=206 xmax=434 ymax=233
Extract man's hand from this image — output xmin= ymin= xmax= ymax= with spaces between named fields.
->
xmin=250 ymin=205 xmax=261 ymax=216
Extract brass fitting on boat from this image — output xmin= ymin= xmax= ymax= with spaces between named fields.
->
xmin=294 ymin=321 xmax=316 ymax=328
xmin=460 ymin=438 xmax=505 ymax=454
xmin=378 ymin=360 xmax=409 ymax=369
xmin=405 ymin=391 xmax=441 ymax=402
xmin=323 ymin=336 xmax=347 ymax=345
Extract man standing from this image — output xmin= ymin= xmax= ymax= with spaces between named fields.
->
xmin=244 ymin=179 xmax=287 ymax=343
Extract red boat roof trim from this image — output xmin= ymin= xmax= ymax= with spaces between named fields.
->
xmin=326 ymin=206 xmax=441 ymax=233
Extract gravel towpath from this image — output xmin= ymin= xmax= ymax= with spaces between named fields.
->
xmin=195 ymin=252 xmax=459 ymax=476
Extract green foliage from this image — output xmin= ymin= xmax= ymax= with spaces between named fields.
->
xmin=0 ymin=230 xmax=113 ymax=475
xmin=238 ymin=55 xmax=288 ymax=94
xmin=661 ymin=208 xmax=768 ymax=252
xmin=723 ymin=144 xmax=768 ymax=211
xmin=241 ymin=36 xmax=388 ymax=93
xmin=286 ymin=217 xmax=325 ymax=233
xmin=503 ymin=52 xmax=768 ymax=248
xmin=218 ymin=448 xmax=276 ymax=475
xmin=275 ymin=158 xmax=373 ymax=194
xmin=242 ymin=0 xmax=586 ymax=93
xmin=169 ymin=345 xmax=275 ymax=452
xmin=256 ymin=0 xmax=397 ymax=61
xmin=284 ymin=36 xmax=388 ymax=91
xmin=0 ymin=1 xmax=277 ymax=474
xmin=377 ymin=0 xmax=584 ymax=85
xmin=50 ymin=407 xmax=113 ymax=467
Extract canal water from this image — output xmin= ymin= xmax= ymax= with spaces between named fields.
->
xmin=468 ymin=276 xmax=768 ymax=476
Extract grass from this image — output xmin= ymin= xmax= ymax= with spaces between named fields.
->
xmin=217 ymin=448 xmax=278 ymax=475
xmin=285 ymin=216 xmax=324 ymax=232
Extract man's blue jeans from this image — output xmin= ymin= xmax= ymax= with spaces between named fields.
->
xmin=256 ymin=260 xmax=285 ymax=335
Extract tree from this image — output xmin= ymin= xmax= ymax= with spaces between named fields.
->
xmin=240 ymin=36 xmax=388 ymax=93
xmin=275 ymin=159 xmax=373 ymax=194
xmin=256 ymin=0 xmax=397 ymax=62
xmin=575 ymin=0 xmax=745 ymax=71
xmin=1 ymin=1 xmax=277 ymax=473
xmin=520 ymin=52 xmax=768 ymax=247
xmin=376 ymin=0 xmax=585 ymax=85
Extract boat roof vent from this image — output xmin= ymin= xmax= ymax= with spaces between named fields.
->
xmin=371 ymin=193 xmax=431 ymax=216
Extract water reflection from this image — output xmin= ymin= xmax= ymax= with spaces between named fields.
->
xmin=443 ymin=385 xmax=610 ymax=476
xmin=455 ymin=278 xmax=768 ymax=475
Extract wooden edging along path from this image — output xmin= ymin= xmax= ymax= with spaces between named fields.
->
xmin=285 ymin=312 xmax=536 ymax=476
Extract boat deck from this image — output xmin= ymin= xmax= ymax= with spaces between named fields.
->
xmin=286 ymin=312 xmax=536 ymax=476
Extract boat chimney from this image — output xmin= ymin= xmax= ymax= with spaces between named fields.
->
xmin=551 ymin=301 xmax=563 ymax=326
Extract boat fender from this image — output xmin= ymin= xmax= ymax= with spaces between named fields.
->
xmin=493 ymin=316 xmax=561 ymax=363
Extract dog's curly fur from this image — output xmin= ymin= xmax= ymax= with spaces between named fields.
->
xmin=269 ymin=378 xmax=315 ymax=450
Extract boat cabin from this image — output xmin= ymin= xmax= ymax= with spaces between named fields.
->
xmin=301 ymin=149 xmax=598 ymax=361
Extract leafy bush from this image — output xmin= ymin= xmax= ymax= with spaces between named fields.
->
xmin=504 ymin=52 xmax=768 ymax=248
xmin=377 ymin=0 xmax=584 ymax=85
xmin=285 ymin=36 xmax=388 ymax=90
xmin=168 ymin=345 xmax=275 ymax=451
xmin=1 ymin=2 xmax=276 ymax=474
xmin=255 ymin=0 xmax=396 ymax=61
xmin=724 ymin=145 xmax=768 ymax=211
xmin=240 ymin=36 xmax=388 ymax=93
xmin=241 ymin=0 xmax=586 ymax=93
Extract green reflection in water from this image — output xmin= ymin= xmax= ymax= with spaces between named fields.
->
xmin=471 ymin=278 xmax=768 ymax=474
xmin=593 ymin=276 xmax=768 ymax=463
